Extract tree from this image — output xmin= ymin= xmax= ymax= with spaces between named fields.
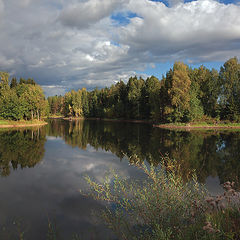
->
xmin=19 ymin=77 xmax=26 ymax=84
xmin=10 ymin=77 xmax=18 ymax=88
xmin=167 ymin=62 xmax=191 ymax=122
xmin=17 ymin=84 xmax=47 ymax=120
xmin=142 ymin=76 xmax=161 ymax=121
xmin=0 ymin=89 xmax=22 ymax=120
xmin=0 ymin=71 xmax=10 ymax=92
xmin=0 ymin=72 xmax=20 ymax=120
xmin=189 ymin=80 xmax=204 ymax=121
xmin=0 ymin=71 xmax=9 ymax=85
xmin=114 ymin=80 xmax=127 ymax=118
xmin=190 ymin=66 xmax=221 ymax=119
xmin=127 ymin=76 xmax=145 ymax=119
xmin=81 ymin=88 xmax=89 ymax=117
xmin=219 ymin=57 xmax=240 ymax=121
xmin=72 ymin=90 xmax=83 ymax=117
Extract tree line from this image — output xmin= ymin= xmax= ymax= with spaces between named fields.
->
xmin=0 ymin=72 xmax=48 ymax=121
xmin=48 ymin=57 xmax=240 ymax=123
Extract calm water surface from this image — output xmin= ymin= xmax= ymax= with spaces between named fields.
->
xmin=0 ymin=119 xmax=240 ymax=239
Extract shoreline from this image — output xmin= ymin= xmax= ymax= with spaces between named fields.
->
xmin=49 ymin=116 xmax=240 ymax=130
xmin=154 ymin=124 xmax=240 ymax=130
xmin=61 ymin=117 xmax=153 ymax=124
xmin=0 ymin=121 xmax=48 ymax=128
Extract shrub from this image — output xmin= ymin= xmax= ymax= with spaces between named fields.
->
xmin=84 ymin=156 xmax=240 ymax=240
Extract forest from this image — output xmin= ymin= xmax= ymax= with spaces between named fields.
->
xmin=48 ymin=57 xmax=240 ymax=123
xmin=1 ymin=57 xmax=240 ymax=123
xmin=0 ymin=72 xmax=48 ymax=121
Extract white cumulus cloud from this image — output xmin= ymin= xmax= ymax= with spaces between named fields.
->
xmin=58 ymin=0 xmax=128 ymax=29
xmin=120 ymin=0 xmax=240 ymax=62
xmin=0 ymin=0 xmax=4 ymax=18
xmin=0 ymin=0 xmax=240 ymax=96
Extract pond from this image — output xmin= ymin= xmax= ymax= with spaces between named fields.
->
xmin=0 ymin=119 xmax=239 ymax=239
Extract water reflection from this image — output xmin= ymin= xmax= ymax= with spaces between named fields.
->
xmin=0 ymin=120 xmax=240 ymax=239
xmin=0 ymin=127 xmax=46 ymax=176
xmin=47 ymin=119 xmax=240 ymax=188
xmin=0 ymin=120 xmax=239 ymax=188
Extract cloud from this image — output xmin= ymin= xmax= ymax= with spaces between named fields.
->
xmin=0 ymin=0 xmax=240 ymax=96
xmin=19 ymin=0 xmax=32 ymax=7
xmin=41 ymin=85 xmax=67 ymax=96
xmin=0 ymin=0 xmax=4 ymax=18
xmin=58 ymin=0 xmax=127 ymax=29
xmin=168 ymin=0 xmax=184 ymax=7
xmin=121 ymin=0 xmax=240 ymax=62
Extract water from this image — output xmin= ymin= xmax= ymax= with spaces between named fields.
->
xmin=0 ymin=119 xmax=239 ymax=239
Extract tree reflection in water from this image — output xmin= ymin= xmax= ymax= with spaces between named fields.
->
xmin=47 ymin=119 xmax=240 ymax=189
xmin=1 ymin=119 xmax=239 ymax=188
xmin=0 ymin=127 xmax=46 ymax=176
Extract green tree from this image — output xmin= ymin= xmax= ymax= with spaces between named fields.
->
xmin=188 ymin=80 xmax=204 ymax=121
xmin=167 ymin=62 xmax=191 ymax=122
xmin=141 ymin=76 xmax=161 ymax=121
xmin=114 ymin=80 xmax=127 ymax=118
xmin=0 ymin=89 xmax=22 ymax=120
xmin=0 ymin=71 xmax=10 ymax=93
xmin=127 ymin=76 xmax=145 ymax=119
xmin=10 ymin=77 xmax=18 ymax=88
xmin=81 ymin=88 xmax=89 ymax=117
xmin=72 ymin=90 xmax=83 ymax=117
xmin=17 ymin=84 xmax=47 ymax=120
xmin=219 ymin=57 xmax=240 ymax=121
xmin=190 ymin=66 xmax=221 ymax=118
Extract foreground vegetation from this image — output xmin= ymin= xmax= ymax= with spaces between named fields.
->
xmin=48 ymin=57 xmax=240 ymax=124
xmin=85 ymin=156 xmax=240 ymax=240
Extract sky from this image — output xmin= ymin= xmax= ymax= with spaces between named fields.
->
xmin=0 ymin=0 xmax=240 ymax=96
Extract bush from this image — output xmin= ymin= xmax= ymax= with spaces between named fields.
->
xmin=84 ymin=156 xmax=240 ymax=240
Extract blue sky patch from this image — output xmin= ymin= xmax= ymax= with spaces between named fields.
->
xmin=111 ymin=12 xmax=139 ymax=26
xmin=137 ymin=61 xmax=224 ymax=80
xmin=110 ymin=41 xmax=120 ymax=47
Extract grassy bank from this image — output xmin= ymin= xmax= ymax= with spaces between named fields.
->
xmin=85 ymin=156 xmax=240 ymax=240
xmin=47 ymin=115 xmax=65 ymax=119
xmin=154 ymin=122 xmax=240 ymax=130
xmin=0 ymin=119 xmax=47 ymax=128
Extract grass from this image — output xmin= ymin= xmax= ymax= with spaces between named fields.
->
xmin=84 ymin=156 xmax=240 ymax=240
xmin=155 ymin=122 xmax=240 ymax=131
xmin=47 ymin=114 xmax=65 ymax=119
xmin=0 ymin=119 xmax=47 ymax=126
